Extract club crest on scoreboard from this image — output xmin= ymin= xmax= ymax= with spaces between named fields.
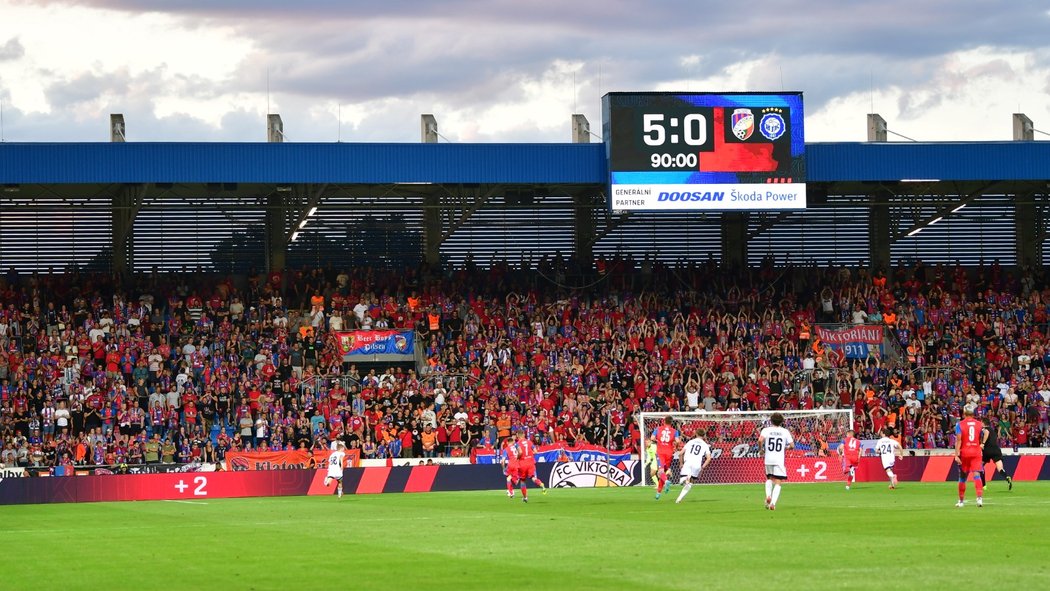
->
xmin=730 ymin=108 xmax=755 ymax=140
xmin=548 ymin=460 xmax=639 ymax=488
xmin=760 ymin=111 xmax=786 ymax=141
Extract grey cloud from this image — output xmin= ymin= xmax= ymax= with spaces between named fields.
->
xmin=0 ymin=37 xmax=25 ymax=61
xmin=10 ymin=0 xmax=1050 ymax=141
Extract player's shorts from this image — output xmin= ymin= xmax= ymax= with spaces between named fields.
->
xmin=680 ymin=462 xmax=703 ymax=479
xmin=657 ymin=452 xmax=674 ymax=471
xmin=518 ymin=461 xmax=536 ymax=479
xmin=765 ymin=463 xmax=787 ymax=479
xmin=881 ymin=460 xmax=895 ymax=471
xmin=982 ymin=447 xmax=1003 ymax=463
xmin=324 ymin=475 xmax=341 ymax=486
xmin=506 ymin=463 xmax=520 ymax=479
xmin=843 ymin=458 xmax=860 ymax=472
xmin=959 ymin=454 xmax=982 ymax=474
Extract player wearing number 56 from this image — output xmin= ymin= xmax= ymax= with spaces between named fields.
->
xmin=759 ymin=413 xmax=794 ymax=511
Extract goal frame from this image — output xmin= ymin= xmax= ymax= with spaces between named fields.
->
xmin=638 ymin=409 xmax=855 ymax=487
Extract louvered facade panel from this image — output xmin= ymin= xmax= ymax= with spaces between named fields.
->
xmin=131 ymin=196 xmax=267 ymax=272
xmin=439 ymin=195 xmax=575 ymax=268
xmin=593 ymin=212 xmax=723 ymax=264
xmin=890 ymin=195 xmax=1016 ymax=266
xmin=0 ymin=197 xmax=112 ymax=271
xmin=289 ymin=196 xmax=425 ymax=271
xmin=747 ymin=202 xmax=871 ymax=267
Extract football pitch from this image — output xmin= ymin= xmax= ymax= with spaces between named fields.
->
xmin=2 ymin=482 xmax=1049 ymax=590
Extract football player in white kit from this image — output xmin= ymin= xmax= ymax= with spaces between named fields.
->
xmin=675 ymin=431 xmax=713 ymax=504
xmin=758 ymin=413 xmax=794 ymax=510
xmin=325 ymin=441 xmax=347 ymax=498
xmin=874 ymin=427 xmax=903 ymax=489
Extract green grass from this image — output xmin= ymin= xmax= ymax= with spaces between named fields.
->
xmin=2 ymin=482 xmax=1049 ymax=590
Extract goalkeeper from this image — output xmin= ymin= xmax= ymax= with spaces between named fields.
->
xmin=645 ymin=440 xmax=658 ymax=483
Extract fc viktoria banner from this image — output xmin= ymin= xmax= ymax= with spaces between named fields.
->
xmin=335 ymin=330 xmax=414 ymax=356
xmin=473 ymin=444 xmax=632 ymax=465
xmin=548 ymin=460 xmax=640 ymax=488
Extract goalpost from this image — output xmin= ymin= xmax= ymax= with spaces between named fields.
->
xmin=638 ymin=409 xmax=855 ymax=486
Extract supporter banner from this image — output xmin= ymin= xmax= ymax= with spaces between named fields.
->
xmin=335 ymin=330 xmax=414 ymax=356
xmin=310 ymin=448 xmax=361 ymax=469
xmin=549 ymin=461 xmax=641 ymax=488
xmin=225 ymin=450 xmax=314 ymax=471
xmin=814 ymin=325 xmax=883 ymax=345
xmin=814 ymin=326 xmax=884 ymax=359
xmin=472 ymin=444 xmax=632 ymax=466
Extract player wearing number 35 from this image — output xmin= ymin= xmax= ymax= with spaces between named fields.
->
xmin=758 ymin=413 xmax=794 ymax=511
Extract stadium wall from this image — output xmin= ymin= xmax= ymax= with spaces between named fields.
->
xmin=2 ymin=458 xmax=1046 ymax=505
xmin=0 ymin=463 xmax=640 ymax=505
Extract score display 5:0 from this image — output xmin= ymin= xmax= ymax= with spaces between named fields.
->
xmin=650 ymin=152 xmax=698 ymax=168
xmin=642 ymin=113 xmax=706 ymax=146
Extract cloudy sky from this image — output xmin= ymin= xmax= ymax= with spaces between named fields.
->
xmin=0 ymin=0 xmax=1048 ymax=144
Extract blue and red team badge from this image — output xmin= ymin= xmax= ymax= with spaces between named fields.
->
xmin=731 ymin=108 xmax=755 ymax=140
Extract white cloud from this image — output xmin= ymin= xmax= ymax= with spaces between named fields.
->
xmin=1 ymin=0 xmax=1049 ymax=143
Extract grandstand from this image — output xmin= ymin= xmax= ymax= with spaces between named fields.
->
xmin=1 ymin=110 xmax=1049 ymax=475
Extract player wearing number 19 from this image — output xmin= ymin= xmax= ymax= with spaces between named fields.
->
xmin=955 ymin=405 xmax=985 ymax=508
xmin=758 ymin=413 xmax=794 ymax=511
xmin=675 ymin=432 xmax=712 ymax=504
xmin=653 ymin=417 xmax=679 ymax=500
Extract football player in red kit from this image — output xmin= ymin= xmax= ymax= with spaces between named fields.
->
xmin=653 ymin=416 xmax=679 ymax=500
xmin=838 ymin=428 xmax=861 ymax=490
xmin=514 ymin=432 xmax=547 ymax=503
xmin=955 ymin=405 xmax=985 ymax=508
xmin=501 ymin=436 xmax=520 ymax=498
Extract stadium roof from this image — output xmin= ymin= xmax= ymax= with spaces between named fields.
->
xmin=1 ymin=141 xmax=1049 ymax=185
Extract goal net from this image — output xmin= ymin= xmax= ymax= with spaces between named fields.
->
xmin=639 ymin=409 xmax=854 ymax=486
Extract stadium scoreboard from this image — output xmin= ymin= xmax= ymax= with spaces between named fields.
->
xmin=602 ymin=92 xmax=806 ymax=211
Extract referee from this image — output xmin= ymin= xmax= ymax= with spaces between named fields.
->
xmin=979 ymin=417 xmax=1013 ymax=490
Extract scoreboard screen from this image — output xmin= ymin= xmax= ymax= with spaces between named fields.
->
xmin=602 ymin=92 xmax=806 ymax=211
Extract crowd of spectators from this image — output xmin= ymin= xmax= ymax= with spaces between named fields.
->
xmin=1 ymin=256 xmax=1049 ymax=472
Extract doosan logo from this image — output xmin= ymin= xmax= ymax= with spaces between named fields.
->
xmin=657 ymin=191 xmax=724 ymax=202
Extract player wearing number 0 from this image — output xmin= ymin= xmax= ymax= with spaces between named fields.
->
xmin=955 ymin=405 xmax=985 ymax=508
xmin=675 ymin=433 xmax=712 ymax=504
xmin=514 ymin=433 xmax=547 ymax=503
xmin=324 ymin=441 xmax=347 ymax=498
xmin=838 ymin=428 xmax=861 ymax=490
xmin=653 ymin=417 xmax=679 ymax=500
xmin=758 ymin=413 xmax=794 ymax=511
